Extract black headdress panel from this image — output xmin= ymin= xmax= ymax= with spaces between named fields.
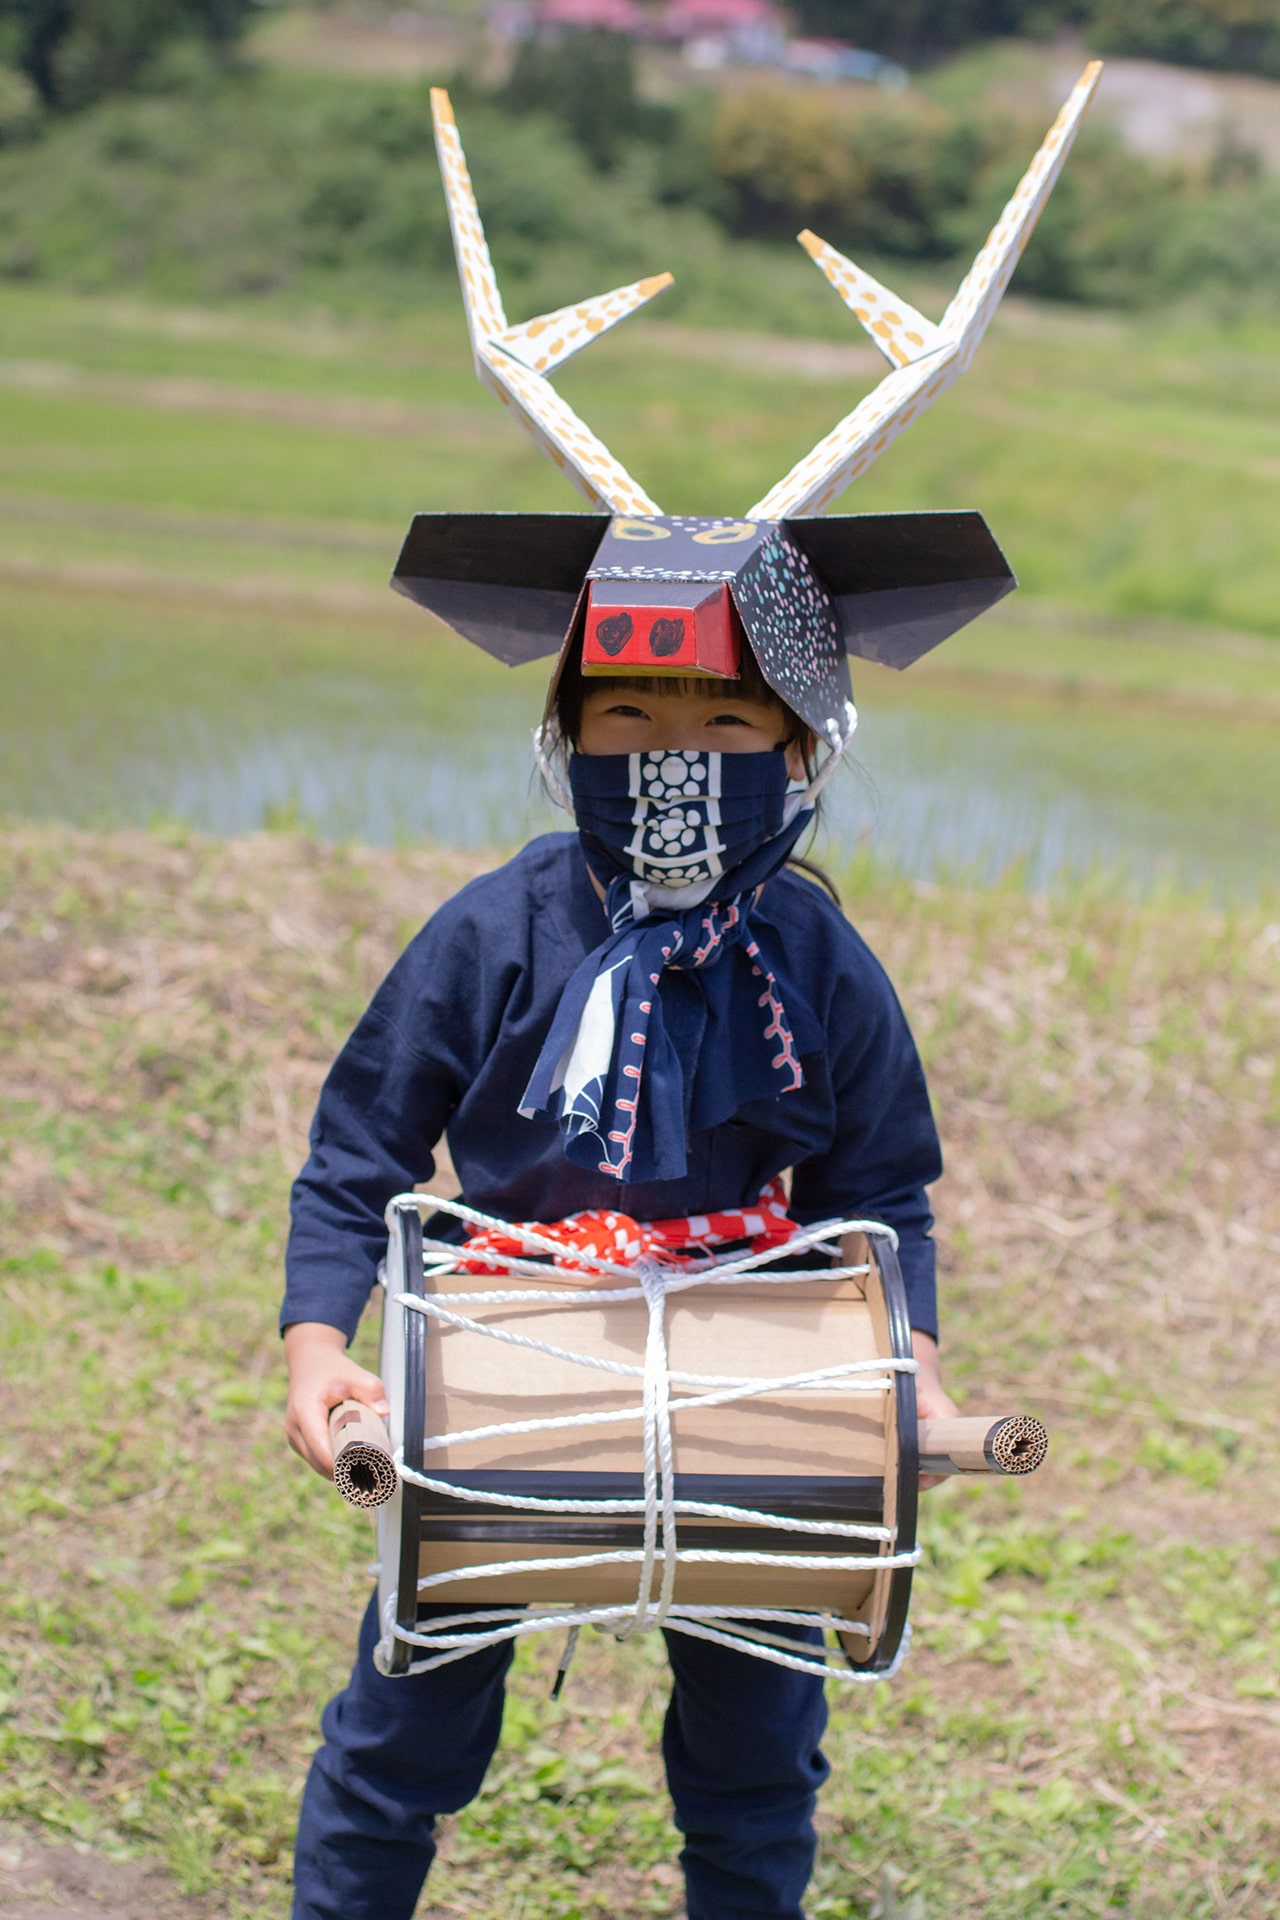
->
xmin=392 ymin=509 xmax=1014 ymax=737
xmin=392 ymin=512 xmax=608 ymax=666
xmin=785 ymin=512 xmax=1015 ymax=671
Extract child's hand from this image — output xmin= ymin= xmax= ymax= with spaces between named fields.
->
xmin=283 ymin=1321 xmax=390 ymax=1480
xmin=911 ymin=1330 xmax=958 ymax=1491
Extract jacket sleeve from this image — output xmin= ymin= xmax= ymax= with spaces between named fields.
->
xmin=281 ymin=931 xmax=475 ymax=1342
xmin=787 ymin=944 xmax=943 ymax=1342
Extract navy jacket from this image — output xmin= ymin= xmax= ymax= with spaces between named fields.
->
xmin=283 ymin=834 xmax=943 ymax=1339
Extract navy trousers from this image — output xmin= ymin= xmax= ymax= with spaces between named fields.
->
xmin=293 ymin=1595 xmax=830 ymax=1920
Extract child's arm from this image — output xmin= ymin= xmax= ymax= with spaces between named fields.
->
xmin=281 ymin=909 xmax=484 ymax=1461
xmin=283 ymin=1321 xmax=389 ymax=1480
xmin=911 ymin=1330 xmax=957 ymax=1422
xmin=912 ymin=1330 xmax=958 ymax=1490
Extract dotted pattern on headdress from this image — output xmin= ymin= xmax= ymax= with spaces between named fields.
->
xmin=732 ymin=534 xmax=851 ymax=743
xmin=590 ymin=567 xmax=741 ymax=583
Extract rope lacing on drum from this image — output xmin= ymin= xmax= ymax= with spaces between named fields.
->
xmin=378 ymin=1193 xmax=920 ymax=1685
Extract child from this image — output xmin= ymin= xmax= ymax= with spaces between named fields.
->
xmin=281 ymin=70 xmax=1099 ymax=1920
xmin=283 ymin=643 xmax=957 ymax=1920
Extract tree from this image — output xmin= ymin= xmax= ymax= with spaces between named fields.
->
xmin=786 ymin=0 xmax=1087 ymax=64
xmin=0 ymin=0 xmax=251 ymax=109
xmin=499 ymin=28 xmax=646 ymax=172
xmin=1088 ymin=0 xmax=1280 ymax=79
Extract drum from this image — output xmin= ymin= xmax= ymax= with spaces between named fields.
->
xmin=352 ymin=1194 xmax=1045 ymax=1684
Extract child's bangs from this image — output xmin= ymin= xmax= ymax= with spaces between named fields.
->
xmin=557 ymin=637 xmax=805 ymax=744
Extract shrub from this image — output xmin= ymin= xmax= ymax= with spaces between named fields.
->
xmin=949 ymin=124 xmax=1179 ymax=304
xmin=497 ymin=28 xmax=648 ymax=171
xmin=791 ymin=0 xmax=1280 ymax=78
xmin=0 ymin=62 xmax=41 ymax=144
xmin=710 ymin=86 xmax=1016 ymax=259
xmin=709 ymin=85 xmax=869 ymax=233
xmin=789 ymin=0 xmax=1087 ymax=64
xmin=0 ymin=0 xmax=252 ymax=111
xmin=1088 ymin=0 xmax=1280 ymax=80
xmin=0 ymin=60 xmax=1277 ymax=319
xmin=1154 ymin=176 xmax=1280 ymax=302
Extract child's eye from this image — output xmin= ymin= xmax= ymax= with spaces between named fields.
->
xmin=607 ymin=703 xmax=650 ymax=719
xmin=707 ymin=712 xmax=750 ymax=727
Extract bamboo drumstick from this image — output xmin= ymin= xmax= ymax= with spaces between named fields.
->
xmin=918 ymin=1414 xmax=1048 ymax=1477
xmin=329 ymin=1400 xmax=398 ymax=1508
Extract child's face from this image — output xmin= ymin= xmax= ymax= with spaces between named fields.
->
xmin=577 ymin=683 xmax=805 ymax=777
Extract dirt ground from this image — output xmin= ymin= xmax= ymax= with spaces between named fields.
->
xmin=0 ymin=1825 xmax=212 ymax=1920
xmin=1060 ymin=50 xmax=1280 ymax=170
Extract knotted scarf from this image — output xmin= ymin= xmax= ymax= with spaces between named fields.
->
xmin=456 ymin=1175 xmax=796 ymax=1273
xmin=519 ymin=749 xmax=821 ymax=1185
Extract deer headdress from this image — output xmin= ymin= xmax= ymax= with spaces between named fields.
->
xmin=395 ymin=69 xmax=1102 ymax=754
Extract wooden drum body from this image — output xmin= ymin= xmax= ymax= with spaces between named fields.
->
xmin=373 ymin=1199 xmax=919 ymax=1679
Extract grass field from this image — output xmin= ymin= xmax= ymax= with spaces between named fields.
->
xmin=1 ymin=826 xmax=1278 ymax=1919
xmin=5 ymin=279 xmax=1279 ymax=892
xmin=3 ymin=284 xmax=1280 ymax=644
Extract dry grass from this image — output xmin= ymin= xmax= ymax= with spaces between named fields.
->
xmin=0 ymin=825 xmax=1277 ymax=1919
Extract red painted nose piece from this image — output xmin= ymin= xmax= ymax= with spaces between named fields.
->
xmin=583 ymin=581 xmax=743 ymax=679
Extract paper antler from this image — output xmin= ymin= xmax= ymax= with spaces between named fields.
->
xmin=749 ymin=61 xmax=1103 ymax=520
xmin=431 ymin=89 xmax=672 ymax=516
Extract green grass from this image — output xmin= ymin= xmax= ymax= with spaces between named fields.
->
xmin=4 ymin=283 xmax=1280 ymax=647
xmin=3 ymin=280 xmax=1278 ymax=892
xmin=1 ymin=826 xmax=1277 ymax=1917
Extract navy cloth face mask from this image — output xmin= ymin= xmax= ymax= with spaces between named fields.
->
xmin=520 ymin=749 xmax=820 ymax=1186
xmin=569 ymin=745 xmax=798 ymax=904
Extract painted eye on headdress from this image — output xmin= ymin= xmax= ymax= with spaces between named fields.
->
xmin=649 ymin=618 xmax=686 ymax=658
xmin=595 ymin=612 xmax=634 ymax=656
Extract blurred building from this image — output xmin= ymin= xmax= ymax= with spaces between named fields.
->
xmin=783 ymin=36 xmax=907 ymax=87
xmin=663 ymin=0 xmax=787 ymax=67
xmin=489 ymin=0 xmax=906 ymax=85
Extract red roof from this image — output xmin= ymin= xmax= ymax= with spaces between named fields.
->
xmin=664 ymin=0 xmax=782 ymax=28
xmin=533 ymin=0 xmax=650 ymax=27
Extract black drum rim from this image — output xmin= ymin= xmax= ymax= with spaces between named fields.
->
xmin=842 ymin=1232 xmax=918 ymax=1674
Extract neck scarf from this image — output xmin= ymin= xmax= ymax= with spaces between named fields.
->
xmin=455 ymin=1175 xmax=796 ymax=1272
xmin=519 ymin=749 xmax=820 ymax=1185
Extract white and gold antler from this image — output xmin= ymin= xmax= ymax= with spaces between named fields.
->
xmin=432 ymin=88 xmax=671 ymax=515
xmin=749 ymin=61 xmax=1102 ymax=520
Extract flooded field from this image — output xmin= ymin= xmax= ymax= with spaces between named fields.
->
xmin=3 ymin=287 xmax=1278 ymax=898
xmin=5 ymin=583 xmax=1278 ymax=898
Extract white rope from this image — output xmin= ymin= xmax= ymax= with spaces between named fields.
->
xmin=421 ymin=1265 xmax=870 ymax=1302
xmin=380 ymin=1591 xmax=913 ymax=1685
xmin=411 ymin=1545 xmax=913 ymax=1589
xmin=400 ymin=1189 xmax=899 ymax=1281
xmin=620 ymin=1259 xmax=676 ymax=1635
xmin=789 ymin=700 xmax=857 ymax=815
xmin=399 ymin=1296 xmax=910 ymax=1391
xmin=531 ymin=724 xmax=573 ymax=812
xmin=381 ymin=1192 xmax=914 ymax=1686
xmin=397 ymin=1375 xmax=901 ymax=1447
xmin=396 ymin=1464 xmax=896 ymax=1541
xmin=417 ymin=1217 xmax=889 ymax=1275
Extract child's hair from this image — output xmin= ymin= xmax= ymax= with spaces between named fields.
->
xmin=553 ymin=629 xmax=809 ymax=757
xmin=549 ymin=635 xmax=842 ymax=905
